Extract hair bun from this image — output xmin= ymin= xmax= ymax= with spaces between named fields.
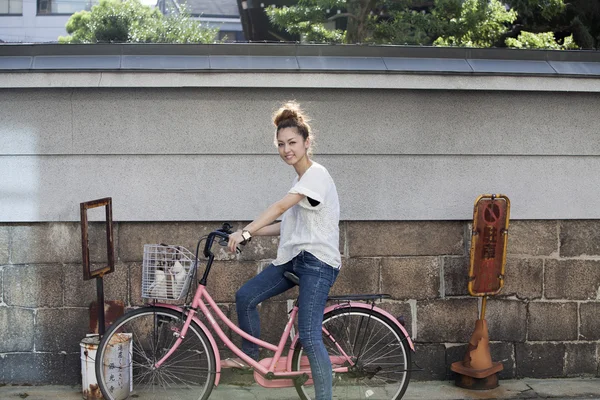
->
xmin=273 ymin=102 xmax=303 ymax=127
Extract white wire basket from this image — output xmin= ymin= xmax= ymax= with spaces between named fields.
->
xmin=142 ymin=244 xmax=197 ymax=301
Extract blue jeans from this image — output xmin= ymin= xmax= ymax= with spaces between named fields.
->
xmin=235 ymin=251 xmax=339 ymax=400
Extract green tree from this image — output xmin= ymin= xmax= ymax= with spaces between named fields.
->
xmin=432 ymin=0 xmax=517 ymax=47
xmin=59 ymin=0 xmax=218 ymax=44
xmin=500 ymin=0 xmax=598 ymax=49
xmin=506 ymin=31 xmax=577 ymax=49
xmin=267 ymin=0 xmax=598 ymax=49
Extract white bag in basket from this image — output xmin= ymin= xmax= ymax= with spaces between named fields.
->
xmin=148 ymin=270 xmax=167 ymax=298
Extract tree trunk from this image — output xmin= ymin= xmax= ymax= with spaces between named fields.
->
xmin=345 ymin=0 xmax=377 ymax=44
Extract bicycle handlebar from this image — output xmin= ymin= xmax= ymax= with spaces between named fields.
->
xmin=202 ymin=222 xmax=247 ymax=258
xmin=197 ymin=222 xmax=246 ymax=286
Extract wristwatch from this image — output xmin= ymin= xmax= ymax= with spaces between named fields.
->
xmin=241 ymin=230 xmax=252 ymax=243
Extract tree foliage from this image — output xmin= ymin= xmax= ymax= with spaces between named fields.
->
xmin=267 ymin=0 xmax=600 ymax=49
xmin=506 ymin=31 xmax=577 ymax=49
xmin=432 ymin=0 xmax=517 ymax=47
xmin=59 ymin=0 xmax=218 ymax=44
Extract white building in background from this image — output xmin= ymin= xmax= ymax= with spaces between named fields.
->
xmin=0 ymin=0 xmax=242 ymax=43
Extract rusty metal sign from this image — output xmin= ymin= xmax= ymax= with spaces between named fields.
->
xmin=468 ymin=194 xmax=510 ymax=296
xmin=81 ymin=197 xmax=115 ymax=280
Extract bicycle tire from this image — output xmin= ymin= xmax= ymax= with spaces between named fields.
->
xmin=291 ymin=307 xmax=411 ymax=400
xmin=95 ymin=307 xmax=216 ymax=400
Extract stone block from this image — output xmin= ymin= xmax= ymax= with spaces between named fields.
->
xmin=206 ymin=261 xmax=258 ymax=303
xmin=0 ymin=353 xmax=5 ymax=382
xmin=445 ymin=344 xmax=467 ymax=380
xmin=516 ymin=343 xmax=565 ymax=378
xmin=486 ymin=300 xmax=527 ymax=342
xmin=545 ymin=259 xmax=600 ymax=300
xmin=196 ymin=303 xmax=232 ymax=350
xmin=413 ymin=344 xmax=446 ymax=381
xmin=1 ymin=353 xmax=76 ymax=384
xmin=598 ymin=344 xmax=600 ymax=377
xmin=507 ymin=220 xmax=557 ymax=256
xmin=0 ymin=307 xmax=34 ymax=352
xmin=4 ymin=265 xmax=63 ymax=307
xmin=130 ymin=262 xmax=145 ymax=306
xmin=417 ymin=299 xmax=479 ymax=343
xmin=118 ymin=222 xmax=279 ymax=262
xmin=34 ymin=308 xmax=89 ymax=352
xmin=0 ymin=225 xmax=8 ymax=264
xmin=64 ymin=262 xmax=129 ymax=307
xmin=382 ymin=257 xmax=440 ymax=300
xmin=347 ymin=221 xmax=464 ymax=257
xmin=64 ymin=264 xmax=97 ymax=307
xmin=560 ymin=220 xmax=600 ymax=257
xmin=501 ymin=258 xmax=543 ymax=299
xmin=564 ymin=342 xmax=597 ymax=376
xmin=339 ymin=222 xmax=346 ymax=256
xmin=259 ymin=301 xmax=291 ymax=347
xmin=528 ymin=302 xmax=578 ymax=341
xmin=377 ymin=301 xmax=413 ymax=338
xmin=64 ymin=353 xmax=81 ymax=385
xmin=118 ymin=222 xmax=212 ymax=262
xmin=490 ymin=342 xmax=516 ymax=379
xmin=85 ymin=221 xmax=118 ymax=263
xmin=330 ymin=257 xmax=380 ymax=297
xmin=443 ymin=257 xmax=469 ymax=297
xmin=11 ymin=223 xmax=81 ymax=264
xmin=580 ymin=303 xmax=600 ymax=340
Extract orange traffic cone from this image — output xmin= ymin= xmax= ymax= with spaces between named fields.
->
xmin=451 ymin=319 xmax=503 ymax=389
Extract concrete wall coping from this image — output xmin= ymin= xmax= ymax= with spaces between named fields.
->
xmin=1 ymin=44 xmax=600 ymax=91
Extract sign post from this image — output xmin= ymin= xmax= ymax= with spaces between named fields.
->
xmin=451 ymin=194 xmax=510 ymax=390
xmin=81 ymin=197 xmax=115 ymax=336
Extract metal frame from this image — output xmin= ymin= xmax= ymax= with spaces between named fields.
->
xmin=80 ymin=197 xmax=114 ymax=280
xmin=468 ymin=194 xmax=511 ymax=297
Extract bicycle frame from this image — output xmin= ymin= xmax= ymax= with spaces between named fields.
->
xmin=150 ymin=282 xmax=356 ymax=388
xmin=143 ymin=227 xmax=415 ymax=389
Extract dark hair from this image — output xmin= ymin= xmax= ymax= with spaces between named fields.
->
xmin=273 ymin=101 xmax=314 ymax=155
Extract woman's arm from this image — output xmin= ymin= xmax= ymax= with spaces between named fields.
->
xmin=253 ymin=222 xmax=281 ymax=237
xmin=228 ymin=193 xmax=304 ymax=253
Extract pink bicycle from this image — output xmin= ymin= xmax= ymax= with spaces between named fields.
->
xmin=95 ymin=223 xmax=415 ymax=400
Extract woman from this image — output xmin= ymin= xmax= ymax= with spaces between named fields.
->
xmin=225 ymin=101 xmax=341 ymax=400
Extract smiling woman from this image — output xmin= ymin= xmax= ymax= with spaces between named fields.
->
xmin=224 ymin=101 xmax=342 ymax=400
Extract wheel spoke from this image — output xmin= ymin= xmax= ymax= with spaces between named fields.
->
xmin=96 ymin=308 xmax=216 ymax=400
xmin=292 ymin=308 xmax=410 ymax=400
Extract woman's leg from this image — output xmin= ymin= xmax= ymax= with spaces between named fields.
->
xmin=235 ymin=262 xmax=295 ymax=360
xmin=295 ymin=252 xmax=339 ymax=400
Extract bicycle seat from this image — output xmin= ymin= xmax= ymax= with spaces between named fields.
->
xmin=284 ymin=271 xmax=300 ymax=285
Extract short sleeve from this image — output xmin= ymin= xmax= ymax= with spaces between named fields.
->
xmin=289 ymin=165 xmax=328 ymax=206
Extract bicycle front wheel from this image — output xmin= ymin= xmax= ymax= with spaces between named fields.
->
xmin=291 ymin=307 xmax=411 ymax=400
xmin=95 ymin=307 xmax=216 ymax=400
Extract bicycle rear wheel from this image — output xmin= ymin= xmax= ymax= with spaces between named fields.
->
xmin=291 ymin=307 xmax=411 ymax=400
xmin=95 ymin=307 xmax=215 ymax=400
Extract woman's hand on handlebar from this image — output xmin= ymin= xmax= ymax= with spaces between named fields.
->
xmin=228 ymin=230 xmax=244 ymax=253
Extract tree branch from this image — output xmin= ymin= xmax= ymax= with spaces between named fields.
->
xmin=328 ymin=13 xmax=358 ymax=21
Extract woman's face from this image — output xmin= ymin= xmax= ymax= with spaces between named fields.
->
xmin=277 ymin=127 xmax=310 ymax=166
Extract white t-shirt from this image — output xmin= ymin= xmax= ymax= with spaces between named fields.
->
xmin=272 ymin=162 xmax=341 ymax=269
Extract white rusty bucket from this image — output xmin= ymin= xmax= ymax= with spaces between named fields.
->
xmin=80 ymin=333 xmax=132 ymax=400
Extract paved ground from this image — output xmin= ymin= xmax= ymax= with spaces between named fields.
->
xmin=1 ymin=378 xmax=600 ymax=400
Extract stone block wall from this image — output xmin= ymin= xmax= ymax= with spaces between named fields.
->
xmin=1 ymin=220 xmax=599 ymax=384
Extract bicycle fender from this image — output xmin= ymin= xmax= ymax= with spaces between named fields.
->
xmin=159 ymin=304 xmax=222 ymax=386
xmin=324 ymin=303 xmax=415 ymax=352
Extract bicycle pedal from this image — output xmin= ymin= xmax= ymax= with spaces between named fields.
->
xmin=294 ymin=373 xmax=309 ymax=386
